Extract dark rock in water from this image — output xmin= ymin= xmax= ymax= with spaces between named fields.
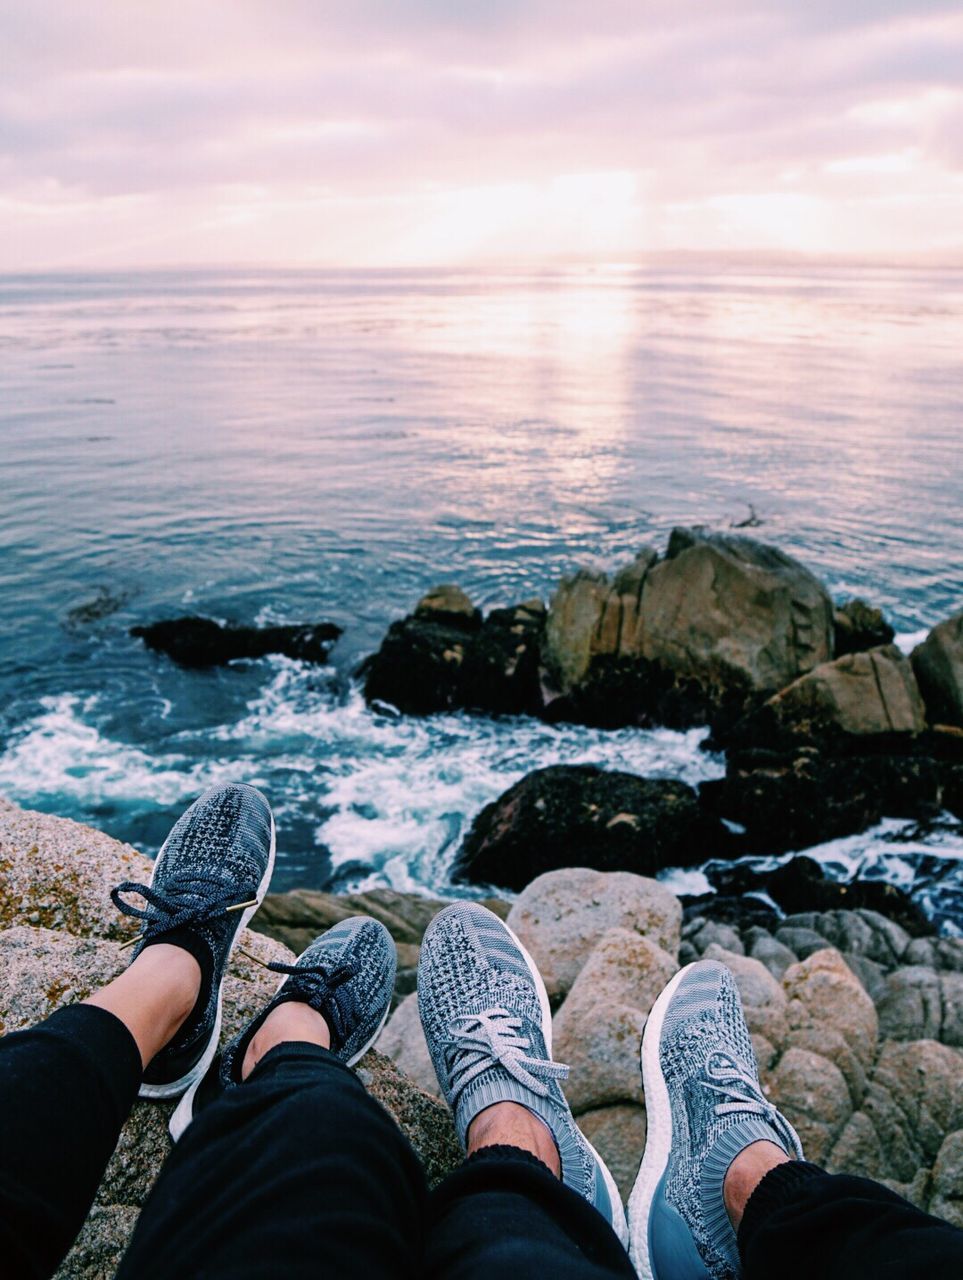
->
xmin=454 ymin=764 xmax=732 ymax=891
xmin=66 ymin=585 xmax=134 ymax=628
xmin=705 ymin=856 xmax=934 ymax=937
xmin=834 ymin=598 xmax=895 ymax=657
xmin=766 ymin=857 xmax=934 ymax=936
xmin=459 ymin=600 xmax=546 ymax=715
xmin=912 ymin=610 xmax=963 ymax=729
xmin=131 ymin=616 xmax=342 ymax=667
xmin=680 ymin=893 xmax=780 ymax=932
xmin=700 ymin=746 xmax=944 ymax=855
xmin=360 ymin=586 xmax=544 ymax=716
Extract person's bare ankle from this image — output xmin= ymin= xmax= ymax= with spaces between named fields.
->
xmin=85 ymin=943 xmax=202 ymax=1067
xmin=241 ymin=1001 xmax=330 ymax=1080
xmin=466 ymin=1101 xmax=561 ymax=1178
xmin=723 ymin=1140 xmax=791 ymax=1229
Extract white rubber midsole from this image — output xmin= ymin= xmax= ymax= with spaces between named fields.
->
xmin=627 ymin=962 xmax=694 ymax=1278
xmin=501 ymin=915 xmax=629 ymax=1249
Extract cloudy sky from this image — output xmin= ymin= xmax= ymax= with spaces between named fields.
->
xmin=3 ymin=1 xmax=963 ymax=268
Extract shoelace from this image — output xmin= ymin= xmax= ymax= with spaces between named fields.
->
xmin=265 ymin=959 xmax=356 ymax=1046
xmin=446 ymin=1007 xmax=569 ymax=1104
xmin=112 ymin=871 xmax=258 ymax=950
xmin=701 ymin=1051 xmax=795 ymax=1142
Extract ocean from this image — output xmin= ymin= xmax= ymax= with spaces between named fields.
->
xmin=1 ymin=264 xmax=962 ymax=921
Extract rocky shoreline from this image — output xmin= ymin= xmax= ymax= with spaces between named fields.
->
xmin=126 ymin=527 xmax=963 ymax=925
xmin=356 ymin=528 xmax=963 ymax=911
xmin=2 ymin=797 xmax=962 ymax=1278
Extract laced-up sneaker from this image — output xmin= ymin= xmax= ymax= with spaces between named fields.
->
xmin=628 ymin=960 xmax=802 ymax=1280
xmin=111 ymin=783 xmax=276 ymax=1100
xmin=418 ymin=902 xmax=628 ymax=1246
xmin=169 ymin=915 xmax=396 ymax=1141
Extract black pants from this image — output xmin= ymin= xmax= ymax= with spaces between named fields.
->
xmin=1 ymin=1006 xmax=961 ymax=1280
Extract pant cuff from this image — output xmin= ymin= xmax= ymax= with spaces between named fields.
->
xmin=247 ymin=1040 xmax=356 ymax=1083
xmin=465 ymin=1143 xmax=556 ymax=1176
xmin=738 ymin=1161 xmax=827 ymax=1255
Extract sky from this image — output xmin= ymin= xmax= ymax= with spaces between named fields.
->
xmin=3 ymin=0 xmax=963 ymax=268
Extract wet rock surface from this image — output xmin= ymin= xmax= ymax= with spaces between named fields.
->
xmin=913 ymin=610 xmax=963 ymax=729
xmin=131 ymin=616 xmax=342 ymax=667
xmin=361 ymin=588 xmax=545 ymax=716
xmin=453 ymin=764 xmax=731 ymax=890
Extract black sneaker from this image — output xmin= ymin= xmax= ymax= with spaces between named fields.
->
xmin=169 ymin=916 xmax=396 ymax=1140
xmin=111 ymin=783 xmax=276 ymax=1100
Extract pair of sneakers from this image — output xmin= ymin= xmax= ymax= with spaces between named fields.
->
xmin=112 ymin=783 xmax=397 ymax=1144
xmin=415 ymin=901 xmax=801 ymax=1280
xmin=115 ymin=784 xmax=800 ymax=1280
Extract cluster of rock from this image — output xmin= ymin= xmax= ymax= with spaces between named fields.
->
xmin=359 ymin=528 xmax=963 ymax=886
xmin=375 ymin=866 xmax=963 ymax=1221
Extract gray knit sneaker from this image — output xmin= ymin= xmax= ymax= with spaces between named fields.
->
xmin=418 ymin=902 xmax=628 ymax=1246
xmin=111 ymin=783 xmax=275 ymax=1100
xmin=628 ymin=960 xmax=802 ymax=1280
xmin=169 ymin=916 xmax=396 ymax=1141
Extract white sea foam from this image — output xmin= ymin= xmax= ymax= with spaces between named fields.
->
xmin=217 ymin=660 xmax=725 ymax=891
xmin=0 ymin=663 xmax=724 ymax=894
xmin=895 ymin=629 xmax=929 ymax=655
xmin=0 ymin=694 xmax=222 ymax=805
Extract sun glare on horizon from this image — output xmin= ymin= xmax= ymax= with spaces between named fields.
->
xmin=2 ymin=2 xmax=963 ymax=269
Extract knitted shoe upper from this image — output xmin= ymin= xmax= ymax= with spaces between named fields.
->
xmin=658 ymin=961 xmax=802 ymax=1279
xmin=112 ymin=783 xmax=274 ymax=1084
xmin=417 ymin=903 xmax=615 ymax=1228
xmin=219 ymin=916 xmax=397 ymax=1085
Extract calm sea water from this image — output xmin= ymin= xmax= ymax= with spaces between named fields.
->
xmin=1 ymin=265 xmax=961 ymax=922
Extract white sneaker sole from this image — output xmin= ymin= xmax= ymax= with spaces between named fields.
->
xmin=140 ymin=807 xmax=277 ymax=1103
xmin=627 ymin=962 xmax=694 ymax=1278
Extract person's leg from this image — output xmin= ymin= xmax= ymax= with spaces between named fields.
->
xmin=119 ymin=1040 xmax=427 ymax=1279
xmin=0 ymin=945 xmax=200 ymax=1280
xmin=417 ymin=903 xmax=634 ymax=1280
xmin=629 ymin=958 xmax=963 ymax=1280
xmin=736 ymin=1157 xmax=963 ymax=1280
xmin=0 ymin=781 xmax=275 ymax=1280
xmin=426 ymin=1122 xmax=635 ymax=1280
xmin=119 ymin=915 xmax=422 ymax=1280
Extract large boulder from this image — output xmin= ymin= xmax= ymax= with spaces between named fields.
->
xmin=130 ymin=617 xmax=342 ymax=667
xmin=454 ymin=765 xmax=730 ymax=891
xmin=553 ymin=929 xmax=676 ymax=1112
xmin=542 ymin=552 xmax=657 ymax=693
xmin=782 ymin=948 xmax=879 ymax=1070
xmin=699 ymin=747 xmax=943 ymax=858
xmin=760 ymin=646 xmax=926 ymax=741
xmin=361 ymin=587 xmax=545 ymax=716
xmin=505 ymin=868 xmax=681 ymax=1000
xmin=913 ymin=611 xmax=963 ymax=728
xmin=637 ymin=528 xmax=833 ymax=706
